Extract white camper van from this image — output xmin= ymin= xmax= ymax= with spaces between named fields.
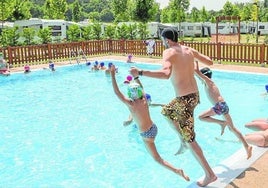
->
xmin=178 ymin=22 xmax=211 ymax=37
xmin=14 ymin=18 xmax=81 ymax=42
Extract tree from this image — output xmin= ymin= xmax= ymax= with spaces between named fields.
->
xmin=44 ymin=0 xmax=53 ymax=19
xmin=100 ymin=9 xmax=114 ymax=22
xmin=200 ymin=6 xmax=208 ymax=22
xmin=43 ymin=0 xmax=67 ymax=19
xmin=251 ymin=1 xmax=259 ymax=22
xmin=30 ymin=3 xmax=44 ymax=18
xmin=81 ymin=23 xmax=102 ymax=40
xmin=149 ymin=2 xmax=161 ymax=22
xmin=91 ymin=23 xmax=102 ymax=40
xmin=12 ymin=0 xmax=32 ymax=20
xmin=265 ymin=0 xmax=268 ymax=7
xmin=111 ymin=0 xmax=129 ymax=22
xmin=133 ymin=0 xmax=153 ymax=23
xmin=0 ymin=26 xmax=20 ymax=47
xmin=102 ymin=24 xmax=116 ymax=39
xmin=88 ymin=12 xmax=100 ymax=23
xmin=223 ymin=1 xmax=235 ymax=16
xmin=190 ymin=7 xmax=200 ymax=22
xmin=21 ymin=27 xmax=36 ymax=45
xmin=173 ymin=0 xmax=190 ymax=22
xmin=81 ymin=25 xmax=92 ymax=40
xmin=127 ymin=23 xmax=138 ymax=39
xmin=169 ymin=0 xmax=190 ymax=37
xmin=162 ymin=0 xmax=189 ymax=23
xmin=0 ymin=0 xmax=13 ymax=25
xmin=72 ymin=0 xmax=82 ymax=22
xmin=136 ymin=22 xmax=148 ymax=39
xmin=240 ymin=4 xmax=252 ymax=21
xmin=160 ymin=7 xmax=170 ymax=23
xmin=115 ymin=23 xmax=129 ymax=39
xmin=38 ymin=27 xmax=52 ymax=44
xmin=66 ymin=24 xmax=81 ymax=41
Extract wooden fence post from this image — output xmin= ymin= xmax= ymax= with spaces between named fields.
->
xmin=47 ymin=43 xmax=52 ymax=60
xmin=260 ymin=44 xmax=265 ymax=64
xmin=108 ymin=39 xmax=112 ymax=54
xmin=7 ymin=46 xmax=13 ymax=65
xmin=217 ymin=42 xmax=222 ymax=63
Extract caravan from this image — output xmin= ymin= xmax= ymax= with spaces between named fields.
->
xmin=14 ymin=18 xmax=68 ymax=40
xmin=248 ymin=22 xmax=268 ymax=35
xmin=14 ymin=18 xmax=82 ymax=42
xmin=178 ymin=22 xmax=211 ymax=37
xmin=147 ymin=22 xmax=177 ymax=39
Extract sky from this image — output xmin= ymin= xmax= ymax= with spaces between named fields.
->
xmin=156 ymin=0 xmax=252 ymax=11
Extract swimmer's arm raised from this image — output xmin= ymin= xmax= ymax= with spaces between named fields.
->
xmin=110 ymin=65 xmax=131 ymax=105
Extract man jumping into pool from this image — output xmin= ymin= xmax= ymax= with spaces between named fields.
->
xmin=110 ymin=64 xmax=190 ymax=182
xmin=129 ymin=27 xmax=217 ymax=187
xmin=194 ymin=61 xmax=252 ymax=160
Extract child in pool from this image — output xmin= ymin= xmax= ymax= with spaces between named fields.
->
xmin=194 ymin=61 xmax=252 ymax=160
xmin=123 ymin=75 xmax=164 ymax=126
xmin=110 ymin=64 xmax=190 ymax=181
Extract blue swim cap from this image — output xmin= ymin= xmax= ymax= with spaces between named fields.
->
xmin=108 ymin=62 xmax=113 ymax=68
xmin=94 ymin=61 xmax=98 ymax=65
xmin=145 ymin=93 xmax=151 ymax=102
xmin=86 ymin=62 xmax=91 ymax=66
xmin=127 ymin=83 xmax=143 ymax=100
xmin=49 ymin=63 xmax=54 ymax=68
xmin=265 ymin=84 xmax=268 ymax=92
xmin=100 ymin=62 xmax=105 ymax=67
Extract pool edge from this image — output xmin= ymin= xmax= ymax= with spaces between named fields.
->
xmin=187 ymin=146 xmax=268 ymax=188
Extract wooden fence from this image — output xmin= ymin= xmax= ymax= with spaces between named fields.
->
xmin=0 ymin=40 xmax=267 ymax=67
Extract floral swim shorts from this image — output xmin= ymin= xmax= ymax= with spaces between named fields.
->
xmin=161 ymin=92 xmax=199 ymax=143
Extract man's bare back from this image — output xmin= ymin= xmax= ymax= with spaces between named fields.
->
xmin=162 ymin=45 xmax=198 ymax=97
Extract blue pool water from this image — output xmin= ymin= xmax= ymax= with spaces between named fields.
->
xmin=0 ymin=60 xmax=267 ymax=188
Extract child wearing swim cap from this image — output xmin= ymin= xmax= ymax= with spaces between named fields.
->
xmin=24 ymin=64 xmax=31 ymax=74
xmin=195 ymin=60 xmax=252 ymax=160
xmin=110 ymin=64 xmax=189 ymax=181
xmin=127 ymin=82 xmax=144 ymax=100
xmin=99 ymin=62 xmax=107 ymax=70
xmin=124 ymin=75 xmax=133 ymax=84
xmin=91 ymin=61 xmax=99 ymax=71
xmin=48 ymin=60 xmax=55 ymax=71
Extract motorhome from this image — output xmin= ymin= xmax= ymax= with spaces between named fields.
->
xmin=248 ymin=22 xmax=268 ymax=35
xmin=14 ymin=18 xmax=82 ymax=42
xmin=210 ymin=22 xmax=240 ymax=35
xmin=177 ymin=22 xmax=211 ymax=37
xmin=147 ymin=22 xmax=178 ymax=38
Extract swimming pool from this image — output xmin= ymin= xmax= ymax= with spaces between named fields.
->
xmin=0 ymin=60 xmax=267 ymax=187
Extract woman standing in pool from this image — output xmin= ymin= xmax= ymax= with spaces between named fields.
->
xmin=110 ymin=64 xmax=190 ymax=181
xmin=194 ymin=61 xmax=252 ymax=160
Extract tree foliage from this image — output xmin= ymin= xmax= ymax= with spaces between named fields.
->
xmin=1 ymin=0 xmax=267 ymax=24
xmin=0 ymin=0 xmax=13 ymax=22
xmin=133 ymin=0 xmax=153 ymax=23
xmin=38 ymin=27 xmax=52 ymax=44
xmin=0 ymin=26 xmax=20 ymax=46
xmin=21 ymin=27 xmax=36 ymax=45
xmin=72 ymin=0 xmax=83 ymax=22
xmin=1 ymin=0 xmax=268 ymax=46
xmin=43 ymin=0 xmax=67 ymax=19
xmin=111 ymin=0 xmax=129 ymax=22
